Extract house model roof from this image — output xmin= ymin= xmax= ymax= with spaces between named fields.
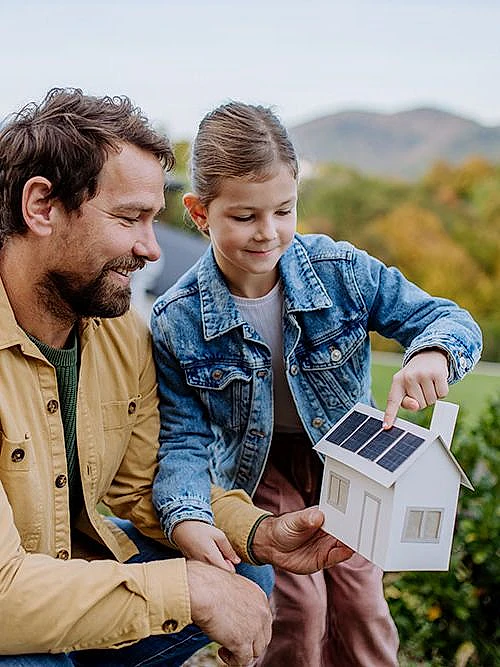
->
xmin=314 ymin=402 xmax=473 ymax=490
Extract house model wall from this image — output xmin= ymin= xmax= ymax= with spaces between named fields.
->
xmin=314 ymin=401 xmax=473 ymax=571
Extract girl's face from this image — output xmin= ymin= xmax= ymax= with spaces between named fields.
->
xmin=185 ymin=163 xmax=297 ymax=298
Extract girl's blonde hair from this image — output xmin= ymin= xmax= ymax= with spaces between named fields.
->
xmin=190 ymin=101 xmax=298 ymax=206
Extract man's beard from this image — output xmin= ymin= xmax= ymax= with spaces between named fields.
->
xmin=40 ymin=256 xmax=146 ymax=320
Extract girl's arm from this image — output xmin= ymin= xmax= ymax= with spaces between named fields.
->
xmin=354 ymin=247 xmax=482 ymax=382
xmin=352 ymin=247 xmax=482 ymax=425
xmin=151 ymin=314 xmax=215 ymax=542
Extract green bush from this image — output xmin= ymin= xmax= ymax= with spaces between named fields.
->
xmin=385 ymin=394 xmax=500 ymax=665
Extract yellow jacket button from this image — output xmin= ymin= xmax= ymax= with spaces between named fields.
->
xmin=47 ymin=399 xmax=59 ymax=414
xmin=11 ymin=448 xmax=25 ymax=462
xmin=55 ymin=474 xmax=67 ymax=488
xmin=162 ymin=619 xmax=179 ymax=633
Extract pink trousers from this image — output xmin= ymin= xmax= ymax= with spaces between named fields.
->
xmin=253 ymin=454 xmax=399 ymax=667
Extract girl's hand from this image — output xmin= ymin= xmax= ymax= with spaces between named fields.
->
xmin=383 ymin=349 xmax=449 ymax=428
xmin=172 ymin=520 xmax=241 ymax=572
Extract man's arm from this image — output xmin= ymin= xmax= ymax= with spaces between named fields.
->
xmin=187 ymin=560 xmax=272 ymax=666
xmin=249 ymin=507 xmax=354 ymax=573
xmin=211 ymin=487 xmax=353 ymax=573
xmin=0 ymin=479 xmax=192 ymax=653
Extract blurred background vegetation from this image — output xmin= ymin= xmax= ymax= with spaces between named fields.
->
xmin=384 ymin=394 xmax=499 ymax=666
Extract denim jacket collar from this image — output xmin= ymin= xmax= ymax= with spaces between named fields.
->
xmin=197 ymin=236 xmax=332 ymax=340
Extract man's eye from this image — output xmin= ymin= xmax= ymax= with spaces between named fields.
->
xmin=276 ymin=209 xmax=292 ymax=216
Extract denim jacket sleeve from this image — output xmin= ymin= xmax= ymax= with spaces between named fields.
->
xmin=350 ymin=246 xmax=482 ymax=381
xmin=151 ymin=312 xmax=215 ymax=541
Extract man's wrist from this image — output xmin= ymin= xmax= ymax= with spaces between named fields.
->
xmin=247 ymin=513 xmax=273 ymax=565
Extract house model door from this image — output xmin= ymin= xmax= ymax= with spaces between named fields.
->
xmin=358 ymin=492 xmax=381 ymax=560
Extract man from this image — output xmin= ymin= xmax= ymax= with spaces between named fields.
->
xmin=0 ymin=88 xmax=352 ymax=666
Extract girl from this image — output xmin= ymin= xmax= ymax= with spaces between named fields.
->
xmin=151 ymin=102 xmax=482 ymax=666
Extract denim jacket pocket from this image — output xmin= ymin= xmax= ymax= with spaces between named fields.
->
xmin=185 ymin=364 xmax=252 ymax=430
xmin=297 ymin=323 xmax=368 ymax=409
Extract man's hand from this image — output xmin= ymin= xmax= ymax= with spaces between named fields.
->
xmin=173 ymin=520 xmax=240 ymax=572
xmin=250 ymin=507 xmax=353 ymax=574
xmin=187 ymin=560 xmax=272 ymax=666
xmin=383 ymin=349 xmax=449 ymax=428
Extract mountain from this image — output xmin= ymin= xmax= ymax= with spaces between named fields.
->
xmin=288 ymin=107 xmax=500 ymax=180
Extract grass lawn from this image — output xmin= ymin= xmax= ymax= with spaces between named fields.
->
xmin=371 ymin=352 xmax=500 ymax=426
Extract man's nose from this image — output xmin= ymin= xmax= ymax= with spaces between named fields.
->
xmin=133 ymin=224 xmax=161 ymax=262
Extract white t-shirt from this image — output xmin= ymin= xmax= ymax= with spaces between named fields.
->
xmin=232 ymin=281 xmax=302 ymax=433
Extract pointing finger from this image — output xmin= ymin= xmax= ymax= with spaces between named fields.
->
xmin=383 ymin=381 xmax=405 ymax=428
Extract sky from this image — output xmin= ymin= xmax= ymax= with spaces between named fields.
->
xmin=2 ymin=0 xmax=500 ymax=141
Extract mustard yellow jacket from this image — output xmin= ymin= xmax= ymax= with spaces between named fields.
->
xmin=0 ymin=278 xmax=266 ymax=654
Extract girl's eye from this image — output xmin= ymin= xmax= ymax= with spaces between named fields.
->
xmin=276 ymin=208 xmax=292 ymax=217
xmin=232 ymin=215 xmax=253 ymax=222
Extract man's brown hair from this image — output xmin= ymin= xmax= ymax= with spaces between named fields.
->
xmin=0 ymin=87 xmax=174 ymax=247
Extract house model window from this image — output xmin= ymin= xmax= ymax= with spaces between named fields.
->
xmin=327 ymin=471 xmax=350 ymax=513
xmin=402 ymin=508 xmax=443 ymax=543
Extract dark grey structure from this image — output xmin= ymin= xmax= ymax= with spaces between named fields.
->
xmin=131 ymin=224 xmax=208 ymax=322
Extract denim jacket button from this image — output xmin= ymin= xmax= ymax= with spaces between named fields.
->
xmin=459 ymin=356 xmax=467 ymax=369
xmin=312 ymin=417 xmax=324 ymax=428
xmin=212 ymin=369 xmax=223 ymax=380
xmin=290 ymin=364 xmax=299 ymax=376
xmin=257 ymin=370 xmax=268 ymax=378
xmin=330 ymin=348 xmax=342 ymax=362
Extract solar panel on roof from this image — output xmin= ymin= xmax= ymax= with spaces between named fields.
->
xmin=325 ymin=410 xmax=367 ymax=445
xmin=358 ymin=426 xmax=404 ymax=461
xmin=376 ymin=432 xmax=425 ymax=472
xmin=340 ymin=417 xmax=382 ymax=452
xmin=323 ymin=407 xmax=430 ymax=475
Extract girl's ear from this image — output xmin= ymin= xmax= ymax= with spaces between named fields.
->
xmin=22 ymin=177 xmax=55 ymax=237
xmin=183 ymin=193 xmax=209 ymax=232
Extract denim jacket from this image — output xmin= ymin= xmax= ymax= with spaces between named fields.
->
xmin=151 ymin=233 xmax=482 ymax=540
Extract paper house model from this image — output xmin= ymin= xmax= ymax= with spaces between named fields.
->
xmin=314 ymin=401 xmax=472 ymax=571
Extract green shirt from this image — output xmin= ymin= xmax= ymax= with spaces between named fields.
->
xmin=26 ymin=329 xmax=83 ymax=519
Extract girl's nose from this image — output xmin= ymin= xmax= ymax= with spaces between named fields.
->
xmin=254 ymin=215 xmax=277 ymax=241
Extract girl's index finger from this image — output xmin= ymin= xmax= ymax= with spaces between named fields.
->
xmin=383 ymin=385 xmax=405 ymax=429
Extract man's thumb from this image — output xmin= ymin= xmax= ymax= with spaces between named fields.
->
xmin=288 ymin=507 xmax=324 ymax=532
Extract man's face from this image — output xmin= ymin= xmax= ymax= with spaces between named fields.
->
xmin=45 ymin=142 xmax=165 ymax=319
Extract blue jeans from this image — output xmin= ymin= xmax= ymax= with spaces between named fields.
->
xmin=0 ymin=518 xmax=274 ymax=667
